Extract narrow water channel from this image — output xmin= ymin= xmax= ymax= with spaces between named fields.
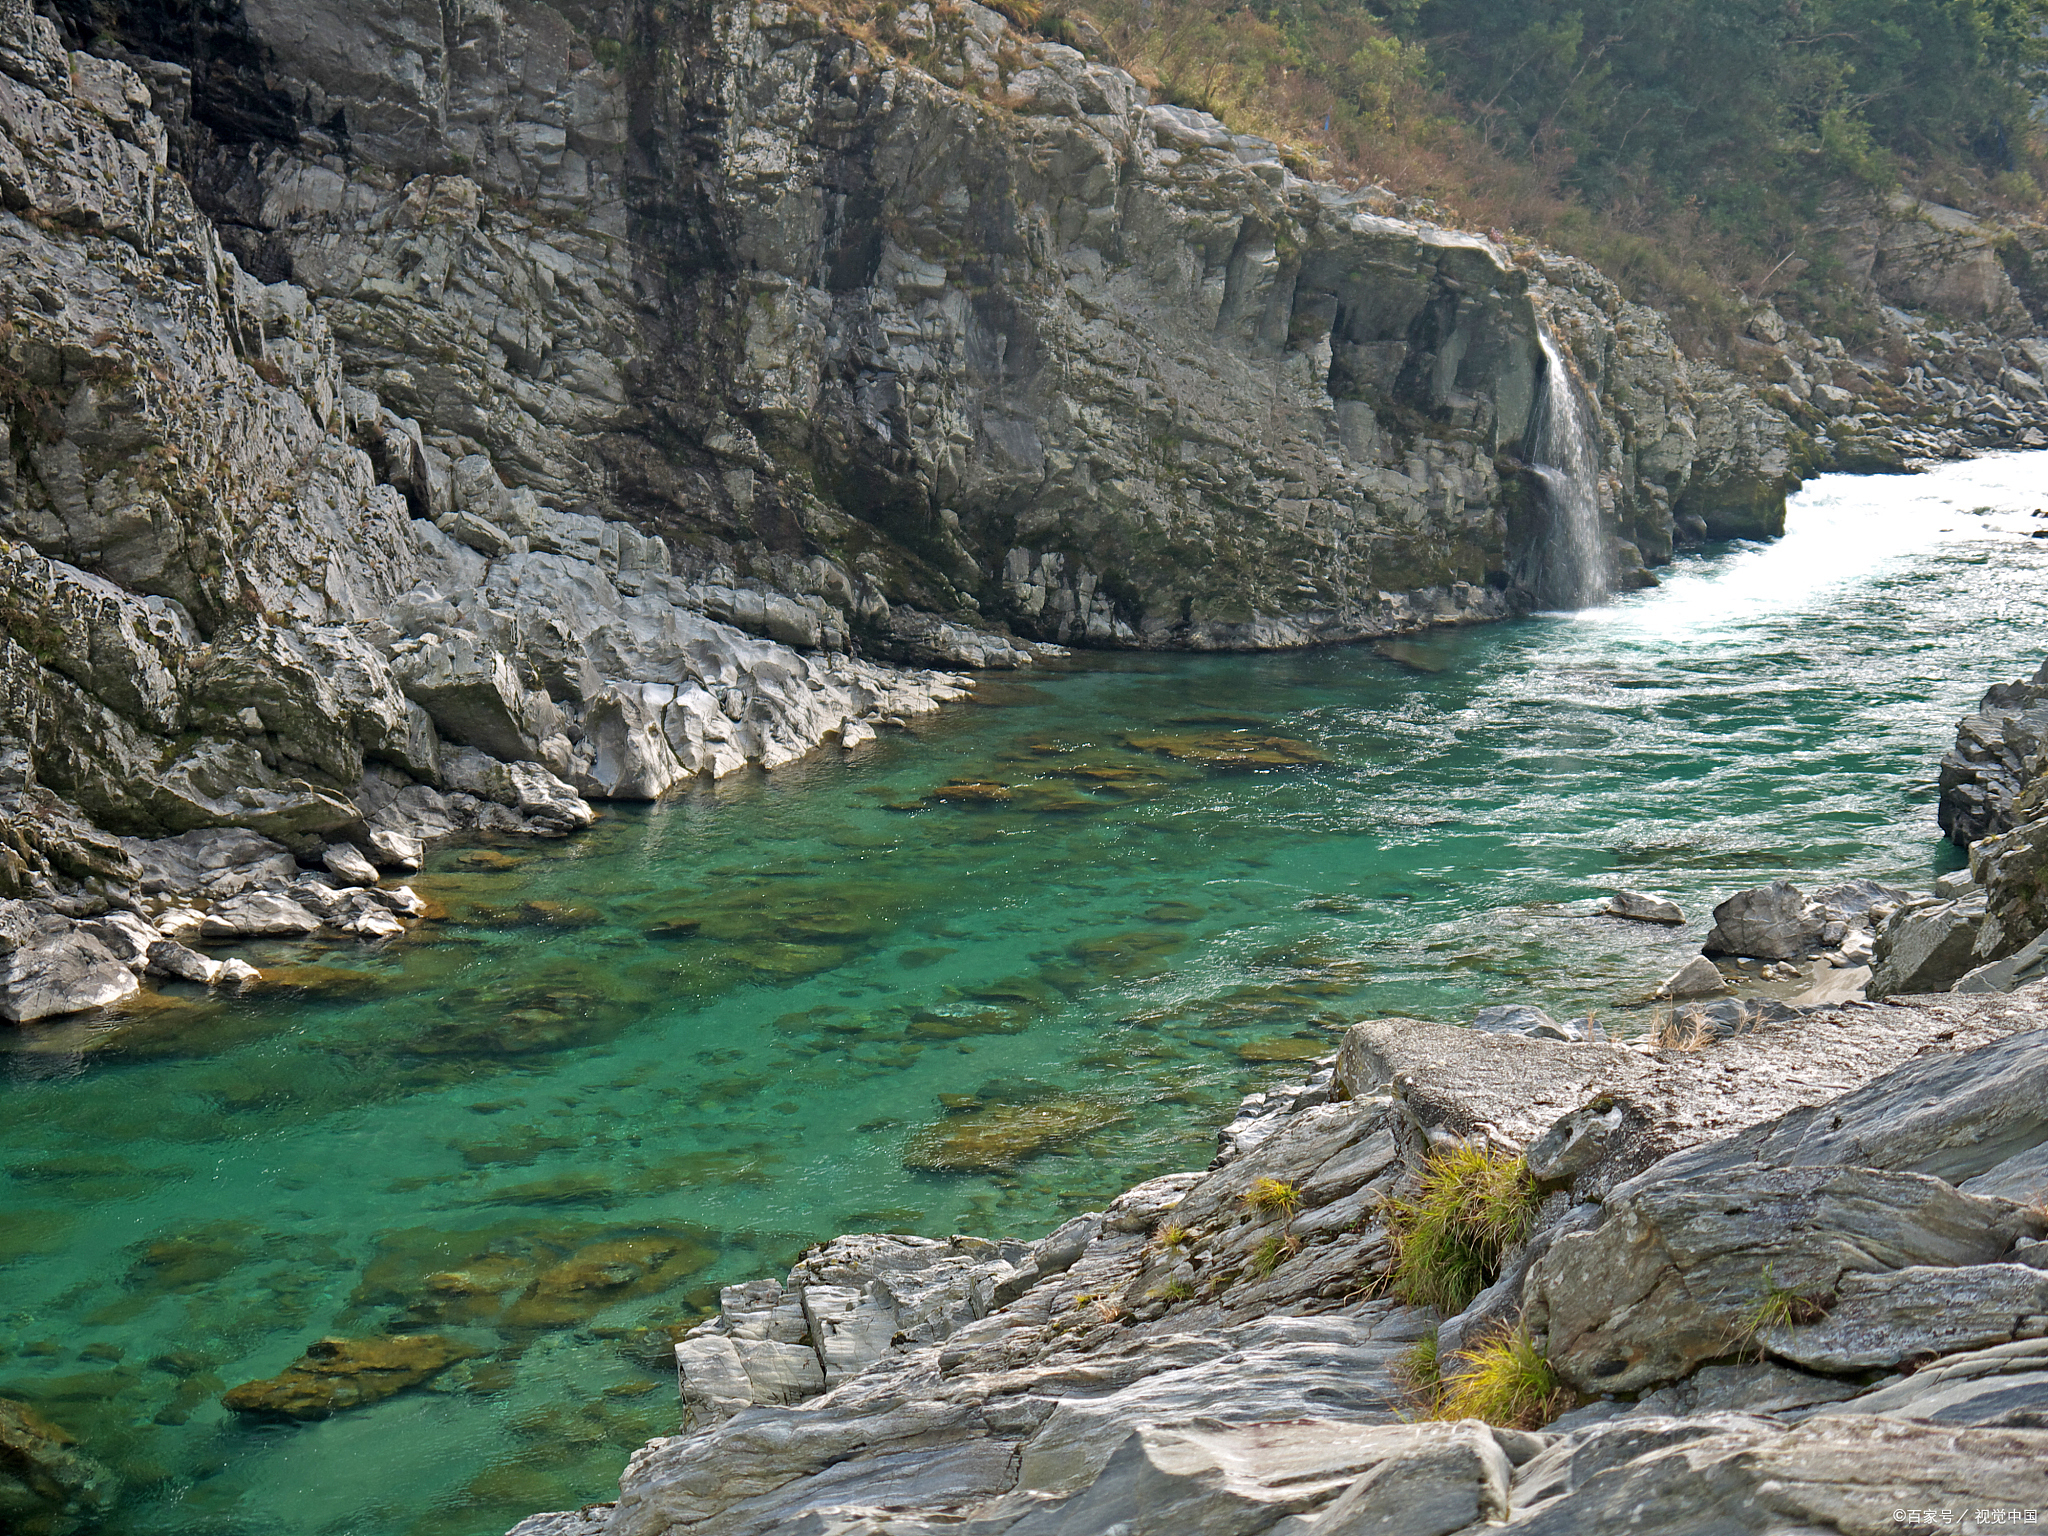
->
xmin=4 ymin=453 xmax=2046 ymax=1536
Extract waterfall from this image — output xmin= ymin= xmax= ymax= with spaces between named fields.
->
xmin=1525 ymin=328 xmax=1610 ymax=610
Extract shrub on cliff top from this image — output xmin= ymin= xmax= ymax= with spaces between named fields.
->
xmin=1382 ymin=1145 xmax=1540 ymax=1314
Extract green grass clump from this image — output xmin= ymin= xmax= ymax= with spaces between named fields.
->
xmin=1383 ymin=1145 xmax=1541 ymax=1314
xmin=1247 ymin=1232 xmax=1301 ymax=1277
xmin=1434 ymin=1329 xmax=1570 ymax=1429
xmin=1243 ymin=1177 xmax=1302 ymax=1219
xmin=1155 ymin=1223 xmax=1191 ymax=1249
xmin=1155 ymin=1277 xmax=1196 ymax=1302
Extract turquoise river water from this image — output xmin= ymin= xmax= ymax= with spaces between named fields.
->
xmin=4 ymin=452 xmax=2048 ymax=1536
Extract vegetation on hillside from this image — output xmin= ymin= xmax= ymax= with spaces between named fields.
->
xmin=1045 ymin=0 xmax=2048 ymax=342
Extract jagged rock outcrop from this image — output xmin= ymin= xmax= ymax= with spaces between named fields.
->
xmin=1940 ymin=659 xmax=2048 ymax=848
xmin=506 ymin=993 xmax=2048 ymax=1536
xmin=39 ymin=0 xmax=1845 ymax=660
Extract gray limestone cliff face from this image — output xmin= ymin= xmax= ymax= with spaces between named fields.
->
xmin=46 ymin=0 xmax=1801 ymax=652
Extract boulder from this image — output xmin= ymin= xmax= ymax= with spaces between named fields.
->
xmin=440 ymin=749 xmax=595 ymax=836
xmin=198 ymin=892 xmax=324 ymax=940
xmin=1701 ymin=881 xmax=1824 ymax=959
xmin=1869 ymin=896 xmax=1988 ymax=996
xmin=366 ymin=829 xmax=424 ymax=871
xmin=1758 ymin=1263 xmax=2048 ymax=1373
xmin=122 ymin=828 xmax=298 ymax=900
xmin=77 ymin=910 xmax=160 ymax=970
xmin=1526 ymin=1164 xmax=2032 ymax=1394
xmin=1655 ymin=956 xmax=1728 ymax=999
xmin=1611 ymin=1027 xmax=2048 ymax=1202
xmin=145 ymin=938 xmax=224 ymax=985
xmin=0 ymin=918 xmax=142 ymax=1022
xmin=321 ymin=843 xmax=381 ymax=886
xmin=1953 ymin=929 xmax=2048 ymax=994
xmin=1603 ymin=891 xmax=1684 ymax=925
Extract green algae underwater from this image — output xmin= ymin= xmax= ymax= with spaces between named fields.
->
xmin=4 ymin=453 xmax=2048 ymax=1536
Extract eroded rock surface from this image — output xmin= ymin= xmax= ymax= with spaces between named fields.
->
xmin=506 ymin=992 xmax=2048 ymax=1536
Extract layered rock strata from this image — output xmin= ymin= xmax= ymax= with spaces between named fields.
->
xmin=43 ymin=0 xmax=2011 ymax=662
xmin=508 ymin=991 xmax=2048 ymax=1536
xmin=0 ymin=0 xmax=981 ymax=1018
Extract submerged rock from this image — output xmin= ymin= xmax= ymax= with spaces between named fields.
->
xmin=1123 ymin=733 xmax=1329 ymax=769
xmin=903 ymin=1101 xmax=1129 ymax=1172
xmin=221 ymin=1335 xmax=484 ymax=1420
xmin=0 ymin=1398 xmax=117 ymax=1531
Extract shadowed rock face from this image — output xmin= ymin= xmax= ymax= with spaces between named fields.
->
xmin=44 ymin=0 xmax=1793 ymax=651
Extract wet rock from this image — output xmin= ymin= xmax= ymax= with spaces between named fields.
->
xmin=1701 ymin=880 xmax=1826 ymax=959
xmin=1603 ymin=890 xmax=1684 ymax=925
xmin=197 ymin=892 xmax=323 ymax=941
xmin=1868 ymin=895 xmax=1989 ymax=996
xmin=221 ymin=1335 xmax=484 ymax=1419
xmin=144 ymin=939 xmax=223 ymax=986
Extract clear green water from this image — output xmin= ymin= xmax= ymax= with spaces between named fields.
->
xmin=4 ymin=453 xmax=2047 ymax=1536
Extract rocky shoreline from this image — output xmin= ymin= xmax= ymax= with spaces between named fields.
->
xmin=493 ymin=663 xmax=2048 ymax=1536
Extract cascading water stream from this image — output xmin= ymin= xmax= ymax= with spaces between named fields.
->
xmin=1526 ymin=327 xmax=1611 ymax=609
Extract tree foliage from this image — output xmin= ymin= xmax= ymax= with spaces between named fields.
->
xmin=1389 ymin=0 xmax=2048 ymax=211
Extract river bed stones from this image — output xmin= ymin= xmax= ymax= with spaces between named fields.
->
xmin=221 ymin=1335 xmax=484 ymax=1420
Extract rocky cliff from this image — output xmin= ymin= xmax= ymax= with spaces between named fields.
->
xmin=5 ymin=0 xmax=2048 ymax=989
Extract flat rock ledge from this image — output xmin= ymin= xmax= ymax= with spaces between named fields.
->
xmin=509 ymin=989 xmax=2048 ymax=1536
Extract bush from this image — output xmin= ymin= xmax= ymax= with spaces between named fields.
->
xmin=1382 ymin=1146 xmax=1540 ymax=1314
